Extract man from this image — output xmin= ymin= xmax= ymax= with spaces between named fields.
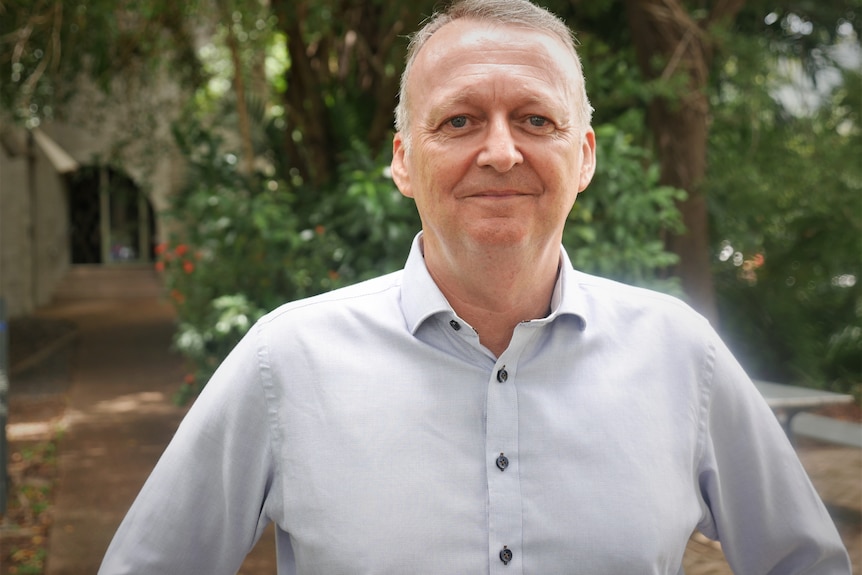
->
xmin=99 ymin=0 xmax=851 ymax=573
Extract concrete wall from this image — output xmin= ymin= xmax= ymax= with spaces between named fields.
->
xmin=32 ymin=137 xmax=72 ymax=307
xmin=1 ymin=139 xmax=34 ymax=317
xmin=0 ymin=71 xmax=188 ymax=318
xmin=0 ymin=128 xmax=70 ymax=318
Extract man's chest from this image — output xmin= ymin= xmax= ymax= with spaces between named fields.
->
xmin=270 ymin=362 xmax=703 ymax=574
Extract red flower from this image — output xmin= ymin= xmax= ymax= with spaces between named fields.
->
xmin=183 ymin=260 xmax=195 ymax=274
xmin=175 ymin=244 xmax=189 ymax=257
xmin=154 ymin=261 xmax=165 ymax=272
xmin=155 ymin=243 xmax=168 ymax=255
xmin=315 ymin=225 xmax=326 ymax=235
xmin=170 ymin=289 xmax=185 ymax=304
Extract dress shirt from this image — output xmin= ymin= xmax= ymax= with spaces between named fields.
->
xmin=99 ymin=233 xmax=850 ymax=574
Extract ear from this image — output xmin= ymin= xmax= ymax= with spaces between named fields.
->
xmin=391 ymin=132 xmax=414 ymax=198
xmin=577 ymin=128 xmax=597 ymax=193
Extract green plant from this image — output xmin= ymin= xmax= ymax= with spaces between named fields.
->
xmin=564 ymin=123 xmax=686 ymax=294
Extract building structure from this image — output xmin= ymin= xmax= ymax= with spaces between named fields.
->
xmin=0 ymin=78 xmax=186 ymax=318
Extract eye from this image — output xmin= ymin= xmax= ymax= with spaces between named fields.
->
xmin=528 ymin=115 xmax=549 ymax=127
xmin=448 ymin=115 xmax=468 ymax=128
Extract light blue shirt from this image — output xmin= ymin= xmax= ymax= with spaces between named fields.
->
xmin=100 ymin=234 xmax=850 ymax=574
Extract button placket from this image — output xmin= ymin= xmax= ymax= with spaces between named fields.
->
xmin=485 ymin=325 xmax=542 ymax=574
xmin=486 ymin=355 xmax=522 ymax=573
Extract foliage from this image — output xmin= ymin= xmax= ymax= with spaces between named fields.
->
xmin=1 ymin=436 xmax=59 ymax=574
xmin=565 ymin=124 xmax=686 ymax=293
xmin=0 ymin=0 xmax=204 ymax=128
xmin=708 ymin=27 xmax=862 ymax=395
xmin=267 ymin=0 xmax=435 ymax=187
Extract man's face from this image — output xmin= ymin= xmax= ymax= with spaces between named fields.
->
xmin=391 ymin=19 xmax=596 ymax=261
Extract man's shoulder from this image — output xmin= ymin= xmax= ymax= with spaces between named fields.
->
xmin=571 ymin=270 xmax=709 ymax=327
xmin=573 ymin=271 xmax=684 ymax=305
xmin=259 ymin=269 xmax=405 ymax=326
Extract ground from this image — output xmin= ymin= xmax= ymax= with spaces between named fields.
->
xmin=2 ymin=318 xmax=75 ymax=575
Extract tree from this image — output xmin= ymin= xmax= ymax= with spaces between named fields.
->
xmin=620 ymin=0 xmax=746 ymax=325
xmin=0 ymin=0 xmax=204 ymax=127
xmin=268 ymin=0 xmax=433 ymax=188
xmin=706 ymin=8 xmax=862 ymax=392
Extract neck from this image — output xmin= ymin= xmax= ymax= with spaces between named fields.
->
xmin=423 ymin=239 xmax=560 ymax=357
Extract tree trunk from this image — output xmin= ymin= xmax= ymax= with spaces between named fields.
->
xmin=217 ymin=0 xmax=255 ymax=177
xmin=625 ymin=0 xmax=745 ymax=325
xmin=267 ymin=0 xmax=432 ymax=187
xmin=270 ymin=0 xmax=337 ymax=189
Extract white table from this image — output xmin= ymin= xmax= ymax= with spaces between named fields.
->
xmin=753 ymin=380 xmax=855 ymax=443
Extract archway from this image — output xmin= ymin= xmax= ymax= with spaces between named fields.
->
xmin=67 ymin=166 xmax=156 ymax=265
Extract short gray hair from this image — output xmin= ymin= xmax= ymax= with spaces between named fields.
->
xmin=394 ymin=0 xmax=593 ymax=140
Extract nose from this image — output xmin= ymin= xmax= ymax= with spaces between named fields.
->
xmin=477 ymin=117 xmax=523 ymax=172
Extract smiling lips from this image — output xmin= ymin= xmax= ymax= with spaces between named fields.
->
xmin=465 ymin=188 xmax=535 ymax=199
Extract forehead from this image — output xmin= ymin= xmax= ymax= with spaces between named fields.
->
xmin=420 ymin=18 xmax=573 ymax=62
xmin=409 ymin=19 xmax=579 ymax=112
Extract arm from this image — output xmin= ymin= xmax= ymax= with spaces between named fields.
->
xmin=696 ymin=334 xmax=850 ymax=573
xmin=99 ymin=324 xmax=280 ymax=574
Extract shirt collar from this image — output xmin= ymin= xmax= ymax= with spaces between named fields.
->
xmin=401 ymin=233 xmax=588 ymax=334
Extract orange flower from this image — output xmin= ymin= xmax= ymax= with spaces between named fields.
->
xmin=183 ymin=260 xmax=195 ymax=274
xmin=315 ymin=225 xmax=326 ymax=235
xmin=154 ymin=261 xmax=165 ymax=272
xmin=175 ymin=244 xmax=189 ymax=257
xmin=170 ymin=289 xmax=185 ymax=304
xmin=183 ymin=373 xmax=196 ymax=385
xmin=155 ymin=243 xmax=168 ymax=255
xmin=328 ymin=269 xmax=340 ymax=281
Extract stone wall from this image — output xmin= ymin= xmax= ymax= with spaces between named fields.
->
xmin=0 ymin=71 xmax=187 ymax=318
xmin=0 ymin=128 xmax=69 ymax=318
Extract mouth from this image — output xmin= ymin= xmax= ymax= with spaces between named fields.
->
xmin=468 ymin=190 xmax=531 ymax=199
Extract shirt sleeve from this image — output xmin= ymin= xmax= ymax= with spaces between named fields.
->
xmin=695 ymin=332 xmax=851 ymax=573
xmin=98 ymin=323 xmax=280 ymax=575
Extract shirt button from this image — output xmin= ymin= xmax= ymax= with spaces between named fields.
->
xmin=496 ymin=453 xmax=509 ymax=471
xmin=449 ymin=319 xmax=461 ymax=331
xmin=496 ymin=368 xmax=508 ymax=383
xmin=499 ymin=546 xmax=513 ymax=565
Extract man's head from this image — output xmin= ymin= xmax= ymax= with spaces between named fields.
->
xmin=395 ymin=0 xmax=593 ymax=151
xmin=389 ymin=0 xmax=596 ymax=271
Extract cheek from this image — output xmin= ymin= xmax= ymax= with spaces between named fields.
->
xmin=413 ymin=150 xmax=464 ymax=197
xmin=539 ymin=159 xmax=582 ymax=215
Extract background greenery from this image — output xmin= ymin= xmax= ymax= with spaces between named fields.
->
xmin=2 ymin=0 xmax=859 ymax=403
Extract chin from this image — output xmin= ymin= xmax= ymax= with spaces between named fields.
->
xmin=465 ymin=226 xmax=531 ymax=249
